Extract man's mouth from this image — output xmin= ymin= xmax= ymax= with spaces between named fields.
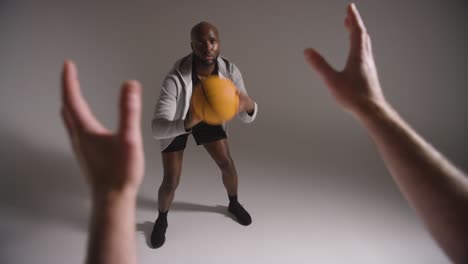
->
xmin=203 ymin=54 xmax=215 ymax=60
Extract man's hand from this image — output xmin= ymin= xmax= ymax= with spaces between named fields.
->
xmin=61 ymin=60 xmax=144 ymax=198
xmin=304 ymin=3 xmax=385 ymax=117
xmin=238 ymin=90 xmax=255 ymax=115
xmin=184 ymin=102 xmax=202 ymax=130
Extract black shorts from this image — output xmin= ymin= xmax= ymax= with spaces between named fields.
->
xmin=162 ymin=122 xmax=227 ymax=153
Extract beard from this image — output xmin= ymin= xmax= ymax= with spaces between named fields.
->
xmin=193 ymin=53 xmax=218 ymax=66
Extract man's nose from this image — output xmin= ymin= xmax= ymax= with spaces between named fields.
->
xmin=202 ymin=41 xmax=213 ymax=51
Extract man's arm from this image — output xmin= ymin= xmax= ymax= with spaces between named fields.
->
xmin=61 ymin=61 xmax=144 ymax=264
xmin=152 ymin=76 xmax=195 ymax=139
xmin=359 ymin=100 xmax=468 ymax=262
xmin=231 ymin=63 xmax=258 ymax=122
xmin=304 ymin=4 xmax=468 ymax=263
xmin=86 ymin=191 xmax=137 ymax=264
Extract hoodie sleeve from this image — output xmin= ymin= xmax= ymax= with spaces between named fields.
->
xmin=231 ymin=63 xmax=258 ymax=123
xmin=151 ymin=76 xmax=188 ymax=140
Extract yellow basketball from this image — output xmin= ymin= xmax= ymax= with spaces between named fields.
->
xmin=192 ymin=76 xmax=239 ymax=125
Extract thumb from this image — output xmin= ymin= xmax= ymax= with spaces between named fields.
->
xmin=303 ymin=48 xmax=337 ymax=82
xmin=119 ymin=80 xmax=142 ymax=143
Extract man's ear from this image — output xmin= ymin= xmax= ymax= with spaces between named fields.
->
xmin=190 ymin=42 xmax=194 ymax=51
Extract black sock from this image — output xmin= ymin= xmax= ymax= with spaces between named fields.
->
xmin=228 ymin=195 xmax=238 ymax=204
xmin=157 ymin=209 xmax=168 ymax=224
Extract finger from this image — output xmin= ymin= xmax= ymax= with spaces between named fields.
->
xmin=61 ymin=107 xmax=83 ymax=159
xmin=304 ymin=48 xmax=337 ymax=81
xmin=345 ymin=3 xmax=368 ymax=65
xmin=344 ymin=16 xmax=351 ymax=30
xmin=118 ymin=80 xmax=142 ymax=143
xmin=348 ymin=3 xmax=367 ymax=34
xmin=61 ymin=60 xmax=104 ymax=132
xmin=61 ymin=106 xmax=76 ymax=139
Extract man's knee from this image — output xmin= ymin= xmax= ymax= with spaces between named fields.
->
xmin=161 ymin=175 xmax=180 ymax=193
xmin=216 ymin=157 xmax=235 ymax=172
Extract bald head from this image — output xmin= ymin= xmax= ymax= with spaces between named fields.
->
xmin=190 ymin=21 xmax=219 ymax=41
xmin=190 ymin=21 xmax=220 ymax=66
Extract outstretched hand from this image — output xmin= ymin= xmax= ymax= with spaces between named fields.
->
xmin=305 ymin=5 xmax=468 ymax=263
xmin=61 ymin=61 xmax=144 ymax=198
xmin=304 ymin=3 xmax=385 ymax=116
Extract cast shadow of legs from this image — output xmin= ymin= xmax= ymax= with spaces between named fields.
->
xmin=136 ymin=199 xmax=235 ymax=248
xmin=136 ymin=221 xmax=154 ymax=248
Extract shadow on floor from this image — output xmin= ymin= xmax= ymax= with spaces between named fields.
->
xmin=137 ymin=196 xmax=232 ymax=217
xmin=0 ymin=127 xmax=89 ymax=232
xmin=136 ymin=200 xmax=236 ymax=248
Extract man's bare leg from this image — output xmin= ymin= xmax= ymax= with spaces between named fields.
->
xmin=158 ymin=151 xmax=184 ymax=211
xmin=203 ymin=139 xmax=238 ymax=196
xmin=203 ymin=139 xmax=252 ymax=226
xmin=151 ymin=150 xmax=184 ymax=248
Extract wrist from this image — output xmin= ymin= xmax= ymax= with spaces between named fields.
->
xmin=246 ymin=102 xmax=255 ymax=115
xmin=247 ymin=100 xmax=255 ymax=113
xmin=240 ymin=99 xmax=255 ymax=113
xmin=354 ymin=97 xmax=393 ymax=124
xmin=92 ymin=186 xmax=138 ymax=207
xmin=184 ymin=118 xmax=192 ymax=130
xmin=88 ymin=185 xmax=137 ymax=264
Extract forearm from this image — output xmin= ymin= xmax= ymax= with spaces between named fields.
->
xmin=152 ymin=117 xmax=187 ymax=139
xmin=357 ymin=100 xmax=468 ymax=263
xmin=86 ymin=190 xmax=137 ymax=264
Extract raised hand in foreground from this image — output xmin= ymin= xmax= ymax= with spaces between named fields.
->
xmin=305 ymin=4 xmax=468 ymax=264
xmin=61 ymin=60 xmax=144 ymax=264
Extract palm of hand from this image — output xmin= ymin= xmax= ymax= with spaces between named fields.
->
xmin=304 ymin=3 xmax=385 ymax=115
xmin=76 ymin=132 xmax=143 ymax=195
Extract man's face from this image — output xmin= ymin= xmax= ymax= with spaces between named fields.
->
xmin=191 ymin=26 xmax=220 ymax=66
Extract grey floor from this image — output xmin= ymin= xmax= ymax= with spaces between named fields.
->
xmin=0 ymin=129 xmax=451 ymax=264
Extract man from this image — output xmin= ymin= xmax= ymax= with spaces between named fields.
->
xmin=150 ymin=21 xmax=258 ymax=248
